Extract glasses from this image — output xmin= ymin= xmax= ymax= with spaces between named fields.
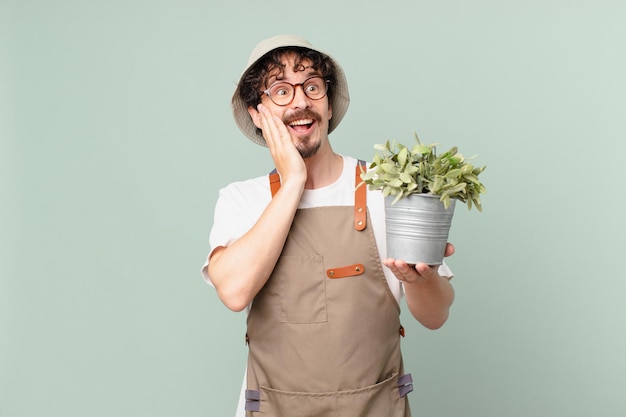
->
xmin=263 ymin=76 xmax=330 ymax=106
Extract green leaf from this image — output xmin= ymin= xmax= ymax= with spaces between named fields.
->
xmin=399 ymin=172 xmax=413 ymax=183
xmin=388 ymin=178 xmax=403 ymax=187
xmin=440 ymin=194 xmax=451 ymax=209
xmin=471 ymin=194 xmax=483 ymax=212
xmin=444 ymin=183 xmax=467 ymax=194
xmin=398 ymin=147 xmax=408 ymax=167
xmin=473 ymin=165 xmax=486 ymax=175
xmin=462 ymin=173 xmax=481 ymax=184
xmin=405 ymin=164 xmax=419 ymax=175
xmin=443 ymin=168 xmax=462 ymax=179
xmin=380 ymin=162 xmax=396 ymax=173
xmin=412 ymin=144 xmax=432 ymax=155
xmin=432 ymin=177 xmax=444 ymax=193
xmin=374 ymin=143 xmax=387 ymax=153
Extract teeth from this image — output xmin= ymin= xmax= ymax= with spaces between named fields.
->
xmin=289 ymin=119 xmax=313 ymax=126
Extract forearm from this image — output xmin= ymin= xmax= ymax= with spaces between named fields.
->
xmin=403 ymin=275 xmax=455 ymax=330
xmin=208 ymin=181 xmax=304 ymax=311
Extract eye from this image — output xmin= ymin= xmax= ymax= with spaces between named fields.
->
xmin=305 ymin=83 xmax=319 ymax=93
xmin=304 ymin=78 xmax=324 ymax=95
xmin=270 ymin=83 xmax=291 ymax=97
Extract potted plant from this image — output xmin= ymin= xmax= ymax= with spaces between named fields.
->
xmin=360 ymin=132 xmax=486 ymax=265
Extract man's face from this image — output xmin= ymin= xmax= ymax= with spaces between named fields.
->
xmin=249 ymin=53 xmax=333 ymax=158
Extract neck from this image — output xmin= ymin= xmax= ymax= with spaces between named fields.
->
xmin=303 ymin=149 xmax=343 ymax=190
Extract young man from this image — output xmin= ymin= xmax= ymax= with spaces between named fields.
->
xmin=202 ymin=34 xmax=455 ymax=417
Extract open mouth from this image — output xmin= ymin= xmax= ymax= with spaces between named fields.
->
xmin=288 ymin=118 xmax=315 ymax=133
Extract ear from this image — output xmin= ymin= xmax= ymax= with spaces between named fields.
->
xmin=248 ymin=106 xmax=262 ymax=129
xmin=328 ymin=102 xmax=333 ymax=121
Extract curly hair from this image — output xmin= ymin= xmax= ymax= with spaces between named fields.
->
xmin=238 ymin=47 xmax=337 ymax=109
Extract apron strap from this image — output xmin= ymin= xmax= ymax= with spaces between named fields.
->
xmin=398 ymin=373 xmax=414 ymax=398
xmin=267 ymin=160 xmax=368 ymax=231
xmin=245 ymin=389 xmax=261 ymax=412
xmin=269 ymin=169 xmax=281 ymax=198
xmin=245 ymin=377 xmax=412 ymax=412
xmin=354 ymin=160 xmax=367 ymax=231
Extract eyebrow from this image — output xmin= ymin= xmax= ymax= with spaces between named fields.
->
xmin=267 ymin=66 xmax=322 ymax=85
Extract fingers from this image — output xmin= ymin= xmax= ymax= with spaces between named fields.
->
xmin=384 ymin=258 xmax=420 ymax=283
xmin=257 ymin=104 xmax=289 ymax=151
xmin=257 ymin=104 xmax=297 ymax=163
xmin=414 ymin=262 xmax=438 ymax=277
xmin=257 ymin=104 xmax=280 ymax=149
xmin=383 ymin=258 xmax=405 ymax=280
xmin=256 ymin=104 xmax=306 ymax=187
xmin=384 ymin=258 xmax=439 ymax=284
xmin=444 ymin=243 xmax=455 ymax=258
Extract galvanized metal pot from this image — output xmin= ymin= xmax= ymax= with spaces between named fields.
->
xmin=384 ymin=194 xmax=456 ymax=265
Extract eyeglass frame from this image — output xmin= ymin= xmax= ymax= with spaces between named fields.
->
xmin=262 ymin=76 xmax=331 ymax=106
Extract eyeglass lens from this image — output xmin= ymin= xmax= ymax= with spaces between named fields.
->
xmin=265 ymin=77 xmax=328 ymax=106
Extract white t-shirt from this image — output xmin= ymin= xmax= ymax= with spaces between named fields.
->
xmin=201 ymin=155 xmax=452 ymax=416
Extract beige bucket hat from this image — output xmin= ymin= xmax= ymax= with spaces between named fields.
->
xmin=231 ymin=34 xmax=350 ymax=146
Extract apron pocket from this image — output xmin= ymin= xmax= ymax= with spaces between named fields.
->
xmin=257 ymin=373 xmax=406 ymax=417
xmin=274 ymin=255 xmax=327 ymax=324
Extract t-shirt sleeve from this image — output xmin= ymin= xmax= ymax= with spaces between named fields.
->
xmin=438 ymin=262 xmax=453 ymax=278
xmin=201 ymin=178 xmax=270 ymax=285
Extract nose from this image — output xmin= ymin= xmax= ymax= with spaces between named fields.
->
xmin=291 ymin=84 xmax=311 ymax=109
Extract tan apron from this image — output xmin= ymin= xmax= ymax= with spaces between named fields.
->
xmin=245 ymin=163 xmax=413 ymax=417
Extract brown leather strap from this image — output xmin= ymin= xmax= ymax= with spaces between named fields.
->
xmin=269 ymin=171 xmax=281 ymax=198
xmin=326 ymin=263 xmax=365 ymax=279
xmin=354 ymin=161 xmax=367 ymax=231
xmin=267 ymin=162 xmax=367 ymax=231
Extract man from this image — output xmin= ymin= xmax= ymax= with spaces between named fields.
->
xmin=202 ymin=34 xmax=455 ymax=417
